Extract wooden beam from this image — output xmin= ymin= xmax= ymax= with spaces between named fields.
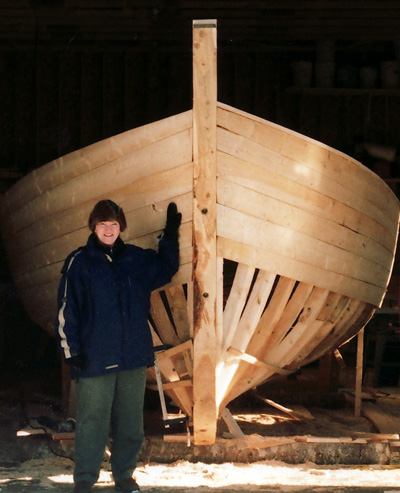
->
xmin=192 ymin=19 xmax=218 ymax=446
xmin=355 ymin=328 xmax=365 ymax=418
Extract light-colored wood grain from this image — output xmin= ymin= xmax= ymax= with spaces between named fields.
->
xmin=165 ymin=286 xmax=191 ymax=343
xmin=217 ymin=103 xmax=399 ymax=225
xmin=192 ymin=19 xmax=218 ymax=446
xmin=217 ymin=236 xmax=386 ymax=307
xmin=1 ymin=110 xmax=192 ymax=220
xmin=1 ymin=20 xmax=399 ymax=448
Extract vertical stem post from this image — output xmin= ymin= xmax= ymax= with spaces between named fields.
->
xmin=192 ymin=19 xmax=218 ymax=445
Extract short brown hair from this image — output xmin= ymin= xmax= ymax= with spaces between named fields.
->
xmin=88 ymin=200 xmax=127 ymax=232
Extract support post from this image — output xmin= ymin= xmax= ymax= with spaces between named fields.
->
xmin=192 ymin=19 xmax=218 ymax=445
xmin=355 ymin=328 xmax=365 ymax=418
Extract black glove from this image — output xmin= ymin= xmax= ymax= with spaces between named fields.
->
xmin=163 ymin=202 xmax=182 ymax=238
xmin=65 ymin=353 xmax=87 ymax=372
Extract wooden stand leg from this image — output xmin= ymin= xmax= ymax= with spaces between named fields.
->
xmin=355 ymin=328 xmax=365 ymax=418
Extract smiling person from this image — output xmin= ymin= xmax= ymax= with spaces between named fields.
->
xmin=55 ymin=199 xmax=181 ymax=493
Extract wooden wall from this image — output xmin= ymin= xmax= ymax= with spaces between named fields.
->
xmin=1 ymin=1 xmax=400 ymax=180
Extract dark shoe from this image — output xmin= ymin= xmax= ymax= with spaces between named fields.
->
xmin=74 ymin=481 xmax=92 ymax=492
xmin=115 ymin=477 xmax=140 ymax=492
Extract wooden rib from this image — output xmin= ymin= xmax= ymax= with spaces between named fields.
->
xmin=247 ymin=276 xmax=296 ymax=357
xmin=300 ymin=299 xmax=366 ymax=366
xmin=309 ymin=302 xmax=374 ymax=364
xmin=221 ymin=263 xmax=255 ymax=351
xmin=287 ymin=292 xmax=347 ymax=368
xmin=149 ymin=321 xmax=163 ymax=347
xmin=165 ymin=285 xmax=191 ymax=343
xmin=262 ymin=282 xmax=314 ymax=351
xmin=215 ymin=256 xmax=224 ymax=355
xmin=227 ymin=287 xmax=331 ymax=396
xmin=229 ymin=269 xmax=276 ymax=352
xmin=219 ymin=276 xmax=296 ymax=407
xmin=336 ymin=304 xmax=375 ymax=348
xmin=216 ymin=267 xmax=275 ymax=406
xmin=150 ymin=292 xmax=180 ymax=347
xmin=269 ymin=287 xmax=331 ymax=367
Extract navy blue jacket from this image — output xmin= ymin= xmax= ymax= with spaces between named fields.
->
xmin=55 ymin=232 xmax=179 ymax=378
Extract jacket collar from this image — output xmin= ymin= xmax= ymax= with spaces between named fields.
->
xmin=86 ymin=233 xmax=126 ymax=259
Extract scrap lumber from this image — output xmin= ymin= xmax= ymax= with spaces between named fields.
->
xmin=361 ymin=401 xmax=400 ymax=436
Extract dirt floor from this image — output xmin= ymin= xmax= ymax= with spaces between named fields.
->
xmin=1 ymin=356 xmax=400 ymax=491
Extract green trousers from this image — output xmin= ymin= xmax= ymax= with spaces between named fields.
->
xmin=73 ymin=367 xmax=147 ymax=485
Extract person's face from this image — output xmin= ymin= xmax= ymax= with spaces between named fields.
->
xmin=94 ymin=220 xmax=121 ymax=246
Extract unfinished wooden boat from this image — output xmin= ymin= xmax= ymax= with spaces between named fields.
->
xmin=1 ymin=21 xmax=399 ymax=445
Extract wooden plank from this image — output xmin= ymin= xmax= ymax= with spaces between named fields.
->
xmin=221 ymin=263 xmax=255 ymax=350
xmin=1 ymin=110 xmax=192 ymax=218
xmin=216 ymin=270 xmax=277 ymax=405
xmin=217 ymin=204 xmax=391 ymax=290
xmin=308 ymin=300 xmax=367 ymax=361
xmin=217 ymin=103 xmax=399 ymax=225
xmin=262 ymin=282 xmax=314 ymax=352
xmin=165 ymin=285 xmax=191 ymax=343
xmin=217 ymin=176 xmax=394 ymax=270
xmin=220 ymin=407 xmax=245 ymax=439
xmin=355 ymin=328 xmax=364 ymax=418
xmin=252 ymin=393 xmax=314 ymax=422
xmin=220 ymin=276 xmax=295 ymax=407
xmin=246 ymin=276 xmax=296 ymax=357
xmin=233 ymin=288 xmax=330 ymax=395
xmin=217 ymin=236 xmax=385 ymax=307
xmin=229 ymin=269 xmax=276 ymax=351
xmin=217 ymin=147 xmax=396 ymax=253
xmin=270 ymin=287 xmax=330 ymax=367
xmin=192 ymin=19 xmax=218 ymax=446
xmin=5 ymin=129 xmax=193 ymax=236
xmin=289 ymin=293 xmax=347 ymax=368
xmin=150 ymin=292 xmax=180 ymax=347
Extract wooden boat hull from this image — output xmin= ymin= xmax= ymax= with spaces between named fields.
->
xmin=1 ymin=21 xmax=399 ymax=445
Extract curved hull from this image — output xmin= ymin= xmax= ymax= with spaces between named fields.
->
xmin=1 ymin=21 xmax=399 ymax=445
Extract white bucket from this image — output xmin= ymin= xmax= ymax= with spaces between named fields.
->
xmin=381 ymin=60 xmax=400 ymax=88
xmin=360 ymin=66 xmax=378 ymax=89
xmin=291 ymin=61 xmax=313 ymax=88
xmin=316 ymin=40 xmax=336 ymax=62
